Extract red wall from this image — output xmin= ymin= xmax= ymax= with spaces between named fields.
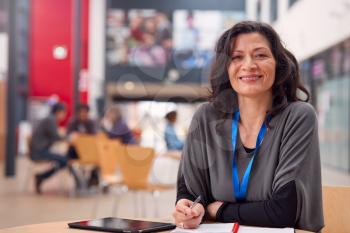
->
xmin=29 ymin=0 xmax=89 ymax=122
xmin=79 ymin=0 xmax=89 ymax=104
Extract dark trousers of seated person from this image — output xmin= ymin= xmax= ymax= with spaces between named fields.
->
xmin=32 ymin=150 xmax=80 ymax=193
xmin=67 ymin=146 xmax=79 ymax=160
xmin=32 ymin=150 xmax=67 ymax=181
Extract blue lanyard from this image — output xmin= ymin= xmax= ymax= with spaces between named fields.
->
xmin=231 ymin=111 xmax=269 ymax=201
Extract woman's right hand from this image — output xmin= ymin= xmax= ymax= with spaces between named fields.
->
xmin=172 ymin=199 xmax=205 ymax=229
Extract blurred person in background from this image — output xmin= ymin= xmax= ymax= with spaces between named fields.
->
xmin=67 ymin=104 xmax=96 ymax=137
xmin=66 ymin=104 xmax=98 ymax=188
xmin=129 ymin=14 xmax=144 ymax=45
xmin=164 ymin=110 xmax=184 ymax=151
xmin=101 ymin=105 xmax=136 ymax=144
xmin=30 ymin=102 xmax=75 ymax=194
xmin=155 ymin=12 xmax=172 ymax=46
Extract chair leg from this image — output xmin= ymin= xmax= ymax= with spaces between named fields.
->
xmin=58 ymin=170 xmax=67 ymax=195
xmin=140 ymin=191 xmax=146 ymax=217
xmin=92 ymin=189 xmax=101 ymax=218
xmin=92 ymin=179 xmax=111 ymax=218
xmin=73 ymin=164 xmax=90 ymax=196
xmin=111 ymin=187 xmax=122 ymax=217
xmin=21 ymin=162 xmax=33 ymax=192
xmin=153 ymin=190 xmax=160 ymax=217
xmin=133 ymin=191 xmax=139 ymax=217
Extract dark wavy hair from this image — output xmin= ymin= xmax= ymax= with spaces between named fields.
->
xmin=76 ymin=103 xmax=90 ymax=112
xmin=209 ymin=21 xmax=309 ymax=117
xmin=51 ymin=102 xmax=66 ymax=114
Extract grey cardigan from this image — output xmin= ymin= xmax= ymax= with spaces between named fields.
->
xmin=30 ymin=115 xmax=63 ymax=158
xmin=179 ymin=100 xmax=324 ymax=232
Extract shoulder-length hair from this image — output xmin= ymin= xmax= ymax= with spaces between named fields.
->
xmin=209 ymin=21 xmax=310 ymax=117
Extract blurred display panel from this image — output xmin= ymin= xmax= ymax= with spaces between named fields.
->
xmin=105 ymin=0 xmax=245 ymax=101
xmin=302 ymin=37 xmax=350 ymax=171
xmin=0 ymin=81 xmax=5 ymax=162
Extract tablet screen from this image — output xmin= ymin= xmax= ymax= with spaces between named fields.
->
xmin=68 ymin=217 xmax=176 ymax=233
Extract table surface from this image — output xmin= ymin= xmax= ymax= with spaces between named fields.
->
xmin=0 ymin=220 xmax=313 ymax=233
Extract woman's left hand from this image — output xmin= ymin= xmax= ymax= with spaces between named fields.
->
xmin=207 ymin=201 xmax=224 ymax=220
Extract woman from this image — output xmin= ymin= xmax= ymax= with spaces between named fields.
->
xmin=101 ymin=105 xmax=136 ymax=144
xmin=172 ymin=21 xmax=324 ymax=232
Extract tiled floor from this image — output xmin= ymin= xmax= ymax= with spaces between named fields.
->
xmin=0 ymin=157 xmax=178 ymax=229
xmin=0 ymin=157 xmax=350 ymax=229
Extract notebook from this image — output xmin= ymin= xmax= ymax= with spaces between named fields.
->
xmin=171 ymin=223 xmax=294 ymax=233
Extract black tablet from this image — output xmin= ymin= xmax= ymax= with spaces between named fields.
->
xmin=68 ymin=217 xmax=176 ymax=233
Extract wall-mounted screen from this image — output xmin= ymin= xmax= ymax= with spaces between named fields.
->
xmin=107 ymin=9 xmax=172 ymax=67
xmin=107 ymin=9 xmax=243 ymax=70
xmin=105 ymin=0 xmax=245 ymax=101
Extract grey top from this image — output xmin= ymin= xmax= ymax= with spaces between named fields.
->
xmin=30 ymin=115 xmax=63 ymax=157
xmin=235 ymin=135 xmax=256 ymax=180
xmin=179 ymin=101 xmax=324 ymax=232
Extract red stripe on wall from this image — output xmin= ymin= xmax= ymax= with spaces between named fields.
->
xmin=29 ymin=0 xmax=73 ymax=122
xmin=81 ymin=0 xmax=89 ymax=70
xmin=29 ymin=0 xmax=90 ymax=121
xmin=79 ymin=0 xmax=89 ymax=104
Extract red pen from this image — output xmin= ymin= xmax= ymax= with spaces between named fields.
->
xmin=232 ymin=222 xmax=240 ymax=233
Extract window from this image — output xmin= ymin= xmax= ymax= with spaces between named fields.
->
xmin=270 ymin=0 xmax=278 ymax=22
xmin=256 ymin=0 xmax=261 ymax=21
xmin=289 ymin=0 xmax=298 ymax=8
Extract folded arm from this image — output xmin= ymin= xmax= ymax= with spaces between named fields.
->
xmin=177 ymin=175 xmax=297 ymax=228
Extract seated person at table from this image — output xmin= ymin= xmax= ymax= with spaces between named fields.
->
xmin=101 ymin=105 xmax=136 ymax=144
xmin=164 ymin=110 xmax=184 ymax=151
xmin=172 ymin=21 xmax=324 ymax=232
xmin=66 ymin=104 xmax=98 ymax=187
xmin=30 ymin=102 xmax=77 ymax=194
xmin=67 ymin=104 xmax=97 ymax=158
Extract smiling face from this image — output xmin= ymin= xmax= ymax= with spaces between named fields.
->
xmin=228 ymin=33 xmax=276 ymax=98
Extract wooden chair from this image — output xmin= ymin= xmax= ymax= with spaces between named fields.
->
xmin=69 ymin=134 xmax=106 ymax=195
xmin=116 ymin=145 xmax=175 ymax=217
xmin=72 ymin=133 xmax=121 ymax=180
xmin=73 ymin=135 xmax=100 ymax=165
xmin=93 ymin=139 xmax=124 ymax=216
xmin=322 ymin=186 xmax=350 ymax=233
xmin=95 ymin=132 xmax=109 ymax=140
xmin=96 ymin=139 xmax=123 ymax=186
xmin=118 ymin=145 xmax=155 ymax=189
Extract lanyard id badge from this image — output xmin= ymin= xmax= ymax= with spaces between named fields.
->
xmin=231 ymin=111 xmax=269 ymax=201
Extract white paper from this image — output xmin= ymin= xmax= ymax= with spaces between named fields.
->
xmin=238 ymin=225 xmax=294 ymax=233
xmin=172 ymin=223 xmax=234 ymax=233
xmin=171 ymin=223 xmax=294 ymax=233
